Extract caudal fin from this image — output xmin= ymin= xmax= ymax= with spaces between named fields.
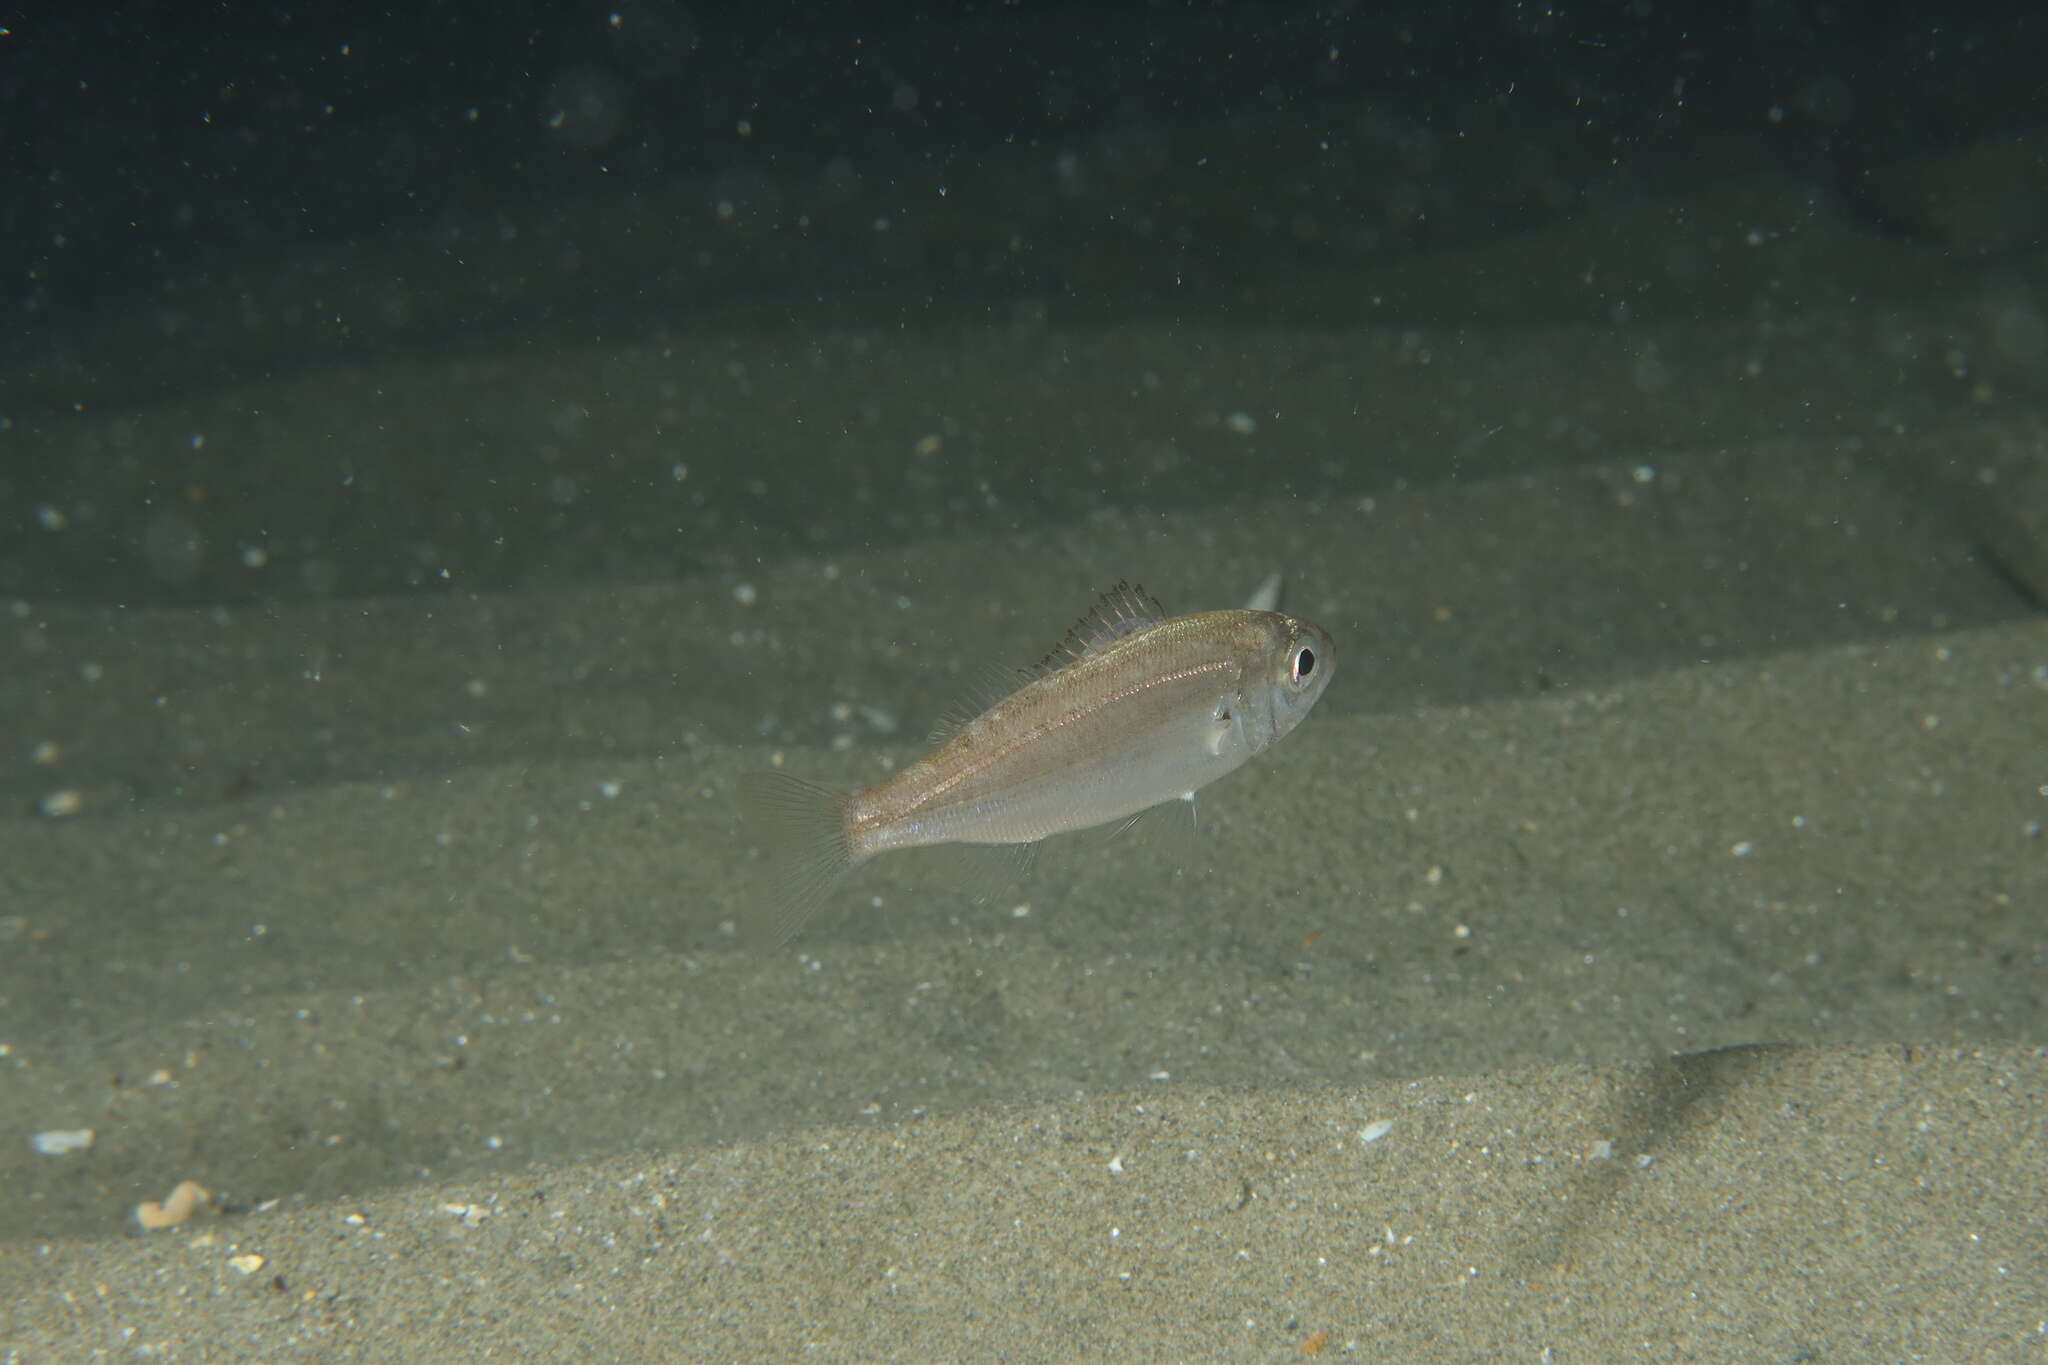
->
xmin=738 ymin=770 xmax=859 ymax=945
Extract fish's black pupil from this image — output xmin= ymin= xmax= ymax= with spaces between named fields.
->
xmin=1294 ymin=647 xmax=1315 ymax=681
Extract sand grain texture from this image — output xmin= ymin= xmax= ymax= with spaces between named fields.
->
xmin=5 ymin=169 xmax=2048 ymax=1360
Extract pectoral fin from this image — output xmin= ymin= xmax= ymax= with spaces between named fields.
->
xmin=1207 ymin=702 xmax=1234 ymax=756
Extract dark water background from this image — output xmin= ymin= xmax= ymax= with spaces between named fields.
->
xmin=5 ymin=0 xmax=2043 ymax=608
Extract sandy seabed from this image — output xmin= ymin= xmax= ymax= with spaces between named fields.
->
xmin=4 ymin=290 xmax=2048 ymax=1357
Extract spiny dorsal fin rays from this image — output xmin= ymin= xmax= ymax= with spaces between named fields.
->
xmin=1036 ymin=580 xmax=1169 ymax=674
xmin=933 ymin=576 xmax=1270 ymax=744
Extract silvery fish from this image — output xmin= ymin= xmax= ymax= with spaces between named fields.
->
xmin=741 ymin=581 xmax=1336 ymax=938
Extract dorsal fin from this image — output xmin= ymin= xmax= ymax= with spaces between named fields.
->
xmin=1035 ymin=581 xmax=1168 ymax=674
xmin=925 ymin=661 xmax=1035 ymax=745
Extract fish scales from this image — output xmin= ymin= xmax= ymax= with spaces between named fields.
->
xmin=856 ymin=612 xmax=1286 ymax=852
xmin=742 ymin=581 xmax=1335 ymax=939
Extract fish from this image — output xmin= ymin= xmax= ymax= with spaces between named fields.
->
xmin=740 ymin=581 xmax=1336 ymax=940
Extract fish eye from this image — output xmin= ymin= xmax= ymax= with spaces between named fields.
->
xmin=1291 ymin=646 xmax=1316 ymax=684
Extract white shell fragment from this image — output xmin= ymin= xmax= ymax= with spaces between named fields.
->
xmin=136 ymin=1179 xmax=210 ymax=1231
xmin=31 ymin=1128 xmax=95 ymax=1156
